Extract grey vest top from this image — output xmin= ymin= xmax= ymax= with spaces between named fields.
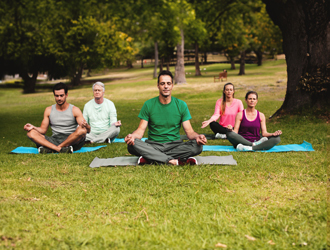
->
xmin=49 ymin=104 xmax=77 ymax=136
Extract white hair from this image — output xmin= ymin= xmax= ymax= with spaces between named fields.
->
xmin=93 ymin=81 xmax=105 ymax=92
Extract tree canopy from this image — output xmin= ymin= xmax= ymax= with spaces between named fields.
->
xmin=1 ymin=0 xmax=328 ymax=115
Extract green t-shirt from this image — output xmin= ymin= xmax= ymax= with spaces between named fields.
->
xmin=138 ymin=96 xmax=191 ymax=143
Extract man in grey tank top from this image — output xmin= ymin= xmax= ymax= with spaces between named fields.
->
xmin=23 ymin=82 xmax=90 ymax=153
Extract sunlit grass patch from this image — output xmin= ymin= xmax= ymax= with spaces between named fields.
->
xmin=0 ymin=59 xmax=327 ymax=249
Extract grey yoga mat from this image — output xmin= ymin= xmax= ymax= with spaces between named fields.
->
xmin=89 ymin=155 xmax=237 ymax=168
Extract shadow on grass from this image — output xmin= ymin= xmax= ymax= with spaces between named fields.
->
xmin=0 ymin=76 xmax=129 ymax=93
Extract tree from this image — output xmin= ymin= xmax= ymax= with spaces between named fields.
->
xmin=135 ymin=40 xmax=155 ymax=68
xmin=151 ymin=8 xmax=180 ymax=77
xmin=0 ymin=0 xmax=137 ymax=91
xmin=170 ymin=0 xmax=197 ymax=84
xmin=216 ymin=13 xmax=251 ymax=75
xmin=174 ymin=28 xmax=186 ymax=84
xmin=0 ymin=0 xmax=55 ymax=93
xmin=248 ymin=3 xmax=282 ymax=66
xmin=185 ymin=17 xmax=207 ymax=76
xmin=263 ymin=0 xmax=330 ymax=115
xmin=191 ymin=0 xmax=251 ymax=73
xmin=47 ymin=1 xmax=136 ymax=86
xmin=108 ymin=0 xmax=174 ymax=77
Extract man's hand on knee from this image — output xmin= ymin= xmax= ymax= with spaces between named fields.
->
xmin=24 ymin=123 xmax=34 ymax=132
xmin=196 ymin=134 xmax=207 ymax=145
xmin=114 ymin=120 xmax=122 ymax=127
xmin=76 ymin=126 xmax=88 ymax=136
xmin=125 ymin=134 xmax=135 ymax=145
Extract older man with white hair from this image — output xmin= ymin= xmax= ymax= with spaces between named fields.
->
xmin=83 ymin=81 xmax=121 ymax=143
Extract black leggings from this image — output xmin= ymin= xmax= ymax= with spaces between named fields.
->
xmin=209 ymin=121 xmax=230 ymax=134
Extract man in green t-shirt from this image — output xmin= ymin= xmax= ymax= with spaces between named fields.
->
xmin=125 ymin=70 xmax=207 ymax=165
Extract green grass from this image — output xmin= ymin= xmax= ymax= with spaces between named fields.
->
xmin=0 ymin=60 xmax=328 ymax=249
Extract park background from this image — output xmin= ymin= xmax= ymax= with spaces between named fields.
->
xmin=0 ymin=0 xmax=328 ymax=249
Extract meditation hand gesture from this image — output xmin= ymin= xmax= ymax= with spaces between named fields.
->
xmin=201 ymin=119 xmax=212 ymax=128
xmin=226 ymin=125 xmax=233 ymax=131
xmin=24 ymin=123 xmax=34 ymax=131
xmin=125 ymin=134 xmax=135 ymax=145
xmin=272 ymin=130 xmax=282 ymax=136
xmin=80 ymin=120 xmax=88 ymax=128
xmin=196 ymin=134 xmax=207 ymax=145
xmin=115 ymin=120 xmax=122 ymax=127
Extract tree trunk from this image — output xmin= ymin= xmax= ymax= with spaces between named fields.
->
xmin=21 ymin=70 xmax=38 ymax=93
xmin=174 ymin=28 xmax=186 ymax=84
xmin=166 ymin=57 xmax=170 ymax=71
xmin=204 ymin=52 xmax=207 ymax=64
xmin=141 ymin=57 xmax=144 ymax=68
xmin=153 ymin=41 xmax=159 ymax=78
xmin=71 ymin=64 xmax=84 ymax=86
xmin=263 ymin=0 xmax=330 ymax=115
xmin=255 ymin=50 xmax=263 ymax=66
xmin=238 ymin=50 xmax=246 ymax=75
xmin=230 ymin=57 xmax=236 ymax=70
xmin=160 ymin=57 xmax=164 ymax=72
xmin=87 ymin=68 xmax=92 ymax=77
xmin=195 ymin=42 xmax=201 ymax=76
xmin=126 ymin=59 xmax=133 ymax=69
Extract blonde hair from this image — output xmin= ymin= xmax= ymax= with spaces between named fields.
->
xmin=221 ymin=83 xmax=235 ymax=115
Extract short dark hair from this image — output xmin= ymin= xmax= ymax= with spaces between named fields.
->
xmin=53 ymin=82 xmax=68 ymax=94
xmin=245 ymin=91 xmax=258 ymax=100
xmin=158 ymin=70 xmax=173 ymax=84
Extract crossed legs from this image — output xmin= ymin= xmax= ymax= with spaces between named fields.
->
xmin=209 ymin=121 xmax=230 ymax=134
xmin=86 ymin=125 xmax=120 ymax=143
xmin=227 ymin=131 xmax=281 ymax=150
xmin=127 ymin=139 xmax=203 ymax=164
xmin=27 ymin=126 xmax=87 ymax=152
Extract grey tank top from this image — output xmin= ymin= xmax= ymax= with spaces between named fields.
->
xmin=49 ymin=104 xmax=78 ymax=136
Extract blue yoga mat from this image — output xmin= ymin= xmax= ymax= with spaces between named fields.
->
xmin=113 ymin=138 xmax=147 ymax=143
xmin=113 ymin=138 xmax=314 ymax=152
xmin=203 ymin=141 xmax=314 ymax=152
xmin=11 ymin=145 xmax=107 ymax=154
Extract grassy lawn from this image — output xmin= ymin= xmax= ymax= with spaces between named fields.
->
xmin=0 ymin=60 xmax=327 ymax=249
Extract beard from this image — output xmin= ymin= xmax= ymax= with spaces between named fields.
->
xmin=56 ymin=100 xmax=65 ymax=106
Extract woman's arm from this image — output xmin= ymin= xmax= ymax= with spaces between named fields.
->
xmin=232 ymin=111 xmax=243 ymax=133
xmin=260 ymin=112 xmax=282 ymax=137
xmin=201 ymin=99 xmax=221 ymax=128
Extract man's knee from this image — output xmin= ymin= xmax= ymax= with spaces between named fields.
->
xmin=195 ymin=144 xmax=203 ymax=155
xmin=114 ymin=126 xmax=120 ymax=136
xmin=76 ymin=126 xmax=87 ymax=136
xmin=127 ymin=139 xmax=148 ymax=156
xmin=27 ymin=129 xmax=37 ymax=139
xmin=190 ymin=140 xmax=203 ymax=155
xmin=127 ymin=144 xmax=139 ymax=156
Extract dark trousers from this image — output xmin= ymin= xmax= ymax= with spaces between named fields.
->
xmin=127 ymin=139 xmax=203 ymax=164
